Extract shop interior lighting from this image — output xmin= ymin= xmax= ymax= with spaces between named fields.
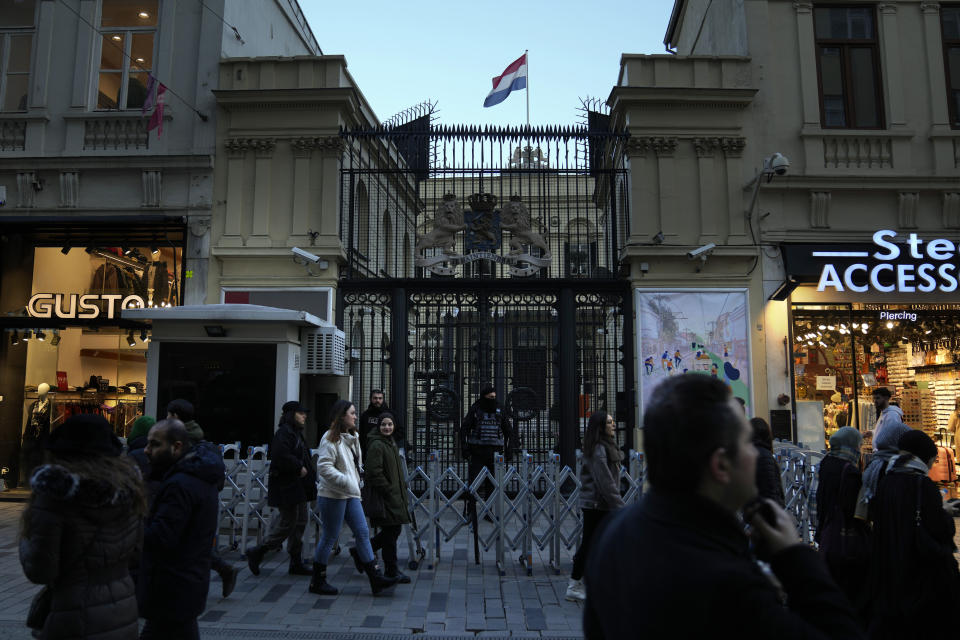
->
xmin=35 ymin=330 xmax=45 ymax=342
xmin=49 ymin=330 xmax=61 ymax=346
xmin=886 ymin=321 xmax=894 ymax=329
xmin=901 ymin=337 xmax=910 ymax=344
xmin=818 ymin=324 xmax=826 ymax=330
xmin=140 ymin=329 xmax=149 ymax=342
xmin=60 ymin=245 xmax=71 ymax=255
xmin=111 ymin=34 xmax=122 ymax=41
xmin=827 ymin=325 xmax=835 ymax=331
xmin=138 ymin=11 xmax=150 ymax=18
xmin=126 ymin=331 xmax=137 ymax=347
xmin=9 ymin=331 xmax=19 ymax=346
xmin=861 ymin=327 xmax=868 ymax=334
xmin=122 ymin=247 xmax=132 ymax=255
xmin=150 ymin=246 xmax=159 ymax=255
xmin=925 ymin=329 xmax=933 ymax=335
xmin=23 ymin=330 xmax=32 ymax=341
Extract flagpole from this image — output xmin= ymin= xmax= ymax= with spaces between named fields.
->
xmin=525 ymin=49 xmax=530 ymax=128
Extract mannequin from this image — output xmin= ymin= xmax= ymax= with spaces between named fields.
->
xmin=20 ymin=383 xmax=52 ymax=483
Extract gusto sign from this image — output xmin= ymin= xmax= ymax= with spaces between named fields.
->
xmin=27 ymin=293 xmax=145 ymax=319
xmin=817 ymin=230 xmax=960 ymax=293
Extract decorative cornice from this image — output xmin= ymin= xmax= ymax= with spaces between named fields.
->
xmin=921 ymin=1 xmax=941 ymax=14
xmin=793 ymin=1 xmax=813 ymax=14
xmin=225 ymin=138 xmax=251 ymax=158
xmin=291 ymin=137 xmax=315 ymax=158
xmin=719 ymin=137 xmax=746 ymax=158
xmin=316 ymin=135 xmax=346 ymax=154
xmin=878 ymin=3 xmax=898 ymax=15
xmin=625 ymin=136 xmax=679 ymax=157
xmin=692 ymin=137 xmax=721 ymax=158
xmin=252 ymin=138 xmax=276 ymax=158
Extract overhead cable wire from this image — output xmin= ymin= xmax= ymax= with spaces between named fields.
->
xmin=55 ymin=0 xmax=209 ymax=121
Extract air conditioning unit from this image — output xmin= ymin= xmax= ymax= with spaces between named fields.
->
xmin=301 ymin=326 xmax=345 ymax=375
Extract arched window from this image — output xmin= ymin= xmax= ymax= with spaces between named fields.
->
xmin=356 ymin=180 xmax=369 ymax=257
xmin=382 ymin=209 xmax=393 ymax=275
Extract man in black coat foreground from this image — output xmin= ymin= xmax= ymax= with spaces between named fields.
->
xmin=246 ymin=401 xmax=317 ymax=577
xmin=140 ymin=419 xmax=225 ymax=640
xmin=584 ymin=374 xmax=863 ymax=639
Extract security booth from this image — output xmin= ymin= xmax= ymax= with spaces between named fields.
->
xmin=122 ymin=304 xmax=346 ymax=449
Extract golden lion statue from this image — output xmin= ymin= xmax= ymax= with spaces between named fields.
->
xmin=416 ymin=193 xmax=466 ymax=256
xmin=500 ymin=196 xmax=551 ymax=258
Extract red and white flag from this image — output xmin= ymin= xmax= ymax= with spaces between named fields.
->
xmin=483 ymin=53 xmax=527 ymax=108
xmin=147 ymin=83 xmax=166 ymax=136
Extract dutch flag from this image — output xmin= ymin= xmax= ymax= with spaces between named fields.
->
xmin=483 ymin=53 xmax=527 ymax=108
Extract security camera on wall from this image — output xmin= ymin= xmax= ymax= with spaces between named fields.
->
xmin=292 ymin=246 xmax=321 ymax=264
xmin=766 ymin=152 xmax=790 ymax=176
xmin=687 ymin=243 xmax=716 ymax=260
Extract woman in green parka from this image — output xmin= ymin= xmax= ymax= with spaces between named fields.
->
xmin=364 ymin=412 xmax=412 ymax=583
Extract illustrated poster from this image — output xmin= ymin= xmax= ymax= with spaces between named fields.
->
xmin=637 ymin=290 xmax=752 ymax=416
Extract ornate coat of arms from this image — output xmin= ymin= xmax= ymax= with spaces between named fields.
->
xmin=415 ymin=192 xmax=552 ymax=276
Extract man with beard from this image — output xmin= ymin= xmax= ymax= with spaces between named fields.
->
xmin=139 ymin=419 xmax=225 ymax=640
xmin=359 ymin=389 xmax=408 ymax=461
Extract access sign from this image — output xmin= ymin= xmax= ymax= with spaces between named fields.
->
xmin=816 ymin=230 xmax=960 ymax=293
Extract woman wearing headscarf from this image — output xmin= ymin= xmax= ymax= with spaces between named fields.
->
xmin=855 ymin=420 xmax=912 ymax=524
xmin=868 ymin=430 xmax=960 ymax=638
xmin=751 ymin=417 xmax=785 ymax=507
xmin=565 ymin=412 xmax=625 ymax=602
xmin=18 ymin=414 xmax=146 ymax=639
xmin=815 ymin=426 xmax=869 ymax=615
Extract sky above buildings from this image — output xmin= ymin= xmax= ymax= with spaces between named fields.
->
xmin=301 ymin=0 xmax=675 ymax=127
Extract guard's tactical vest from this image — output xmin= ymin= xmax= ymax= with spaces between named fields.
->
xmin=466 ymin=407 xmax=504 ymax=447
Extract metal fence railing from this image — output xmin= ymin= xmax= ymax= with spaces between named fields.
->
xmin=214 ymin=442 xmax=823 ymax=572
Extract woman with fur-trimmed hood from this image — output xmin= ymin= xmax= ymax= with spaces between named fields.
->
xmin=19 ymin=414 xmax=146 ymax=639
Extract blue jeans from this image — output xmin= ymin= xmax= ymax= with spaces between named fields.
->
xmin=314 ymin=496 xmax=374 ymax=565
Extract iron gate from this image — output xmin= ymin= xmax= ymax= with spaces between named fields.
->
xmin=337 ymin=123 xmax=632 ymax=472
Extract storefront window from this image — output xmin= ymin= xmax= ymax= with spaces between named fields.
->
xmin=14 ymin=245 xmax=181 ymax=442
xmin=792 ymin=303 xmax=960 ymax=450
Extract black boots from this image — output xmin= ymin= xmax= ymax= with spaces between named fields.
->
xmin=309 ymin=563 xmax=338 ymax=595
xmin=363 ymin=560 xmax=399 ymax=595
xmin=289 ymin=556 xmax=313 ymax=576
xmin=384 ymin=561 xmax=411 ymax=584
xmin=245 ymin=545 xmax=266 ymax=576
xmin=219 ymin=564 xmax=239 ymax=597
xmin=348 ymin=547 xmax=364 ymax=573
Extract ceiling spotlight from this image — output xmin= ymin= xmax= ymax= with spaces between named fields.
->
xmin=126 ymin=331 xmax=137 ymax=347
xmin=10 ymin=331 xmax=19 ymax=345
xmin=50 ymin=330 xmax=61 ymax=346
xmin=925 ymin=329 xmax=933 ymax=335
xmin=36 ymin=330 xmax=45 ymax=341
xmin=135 ymin=57 xmax=145 ymax=63
xmin=23 ymin=329 xmax=32 ymax=341
xmin=796 ymin=336 xmax=803 ymax=342
xmin=861 ymin=327 xmax=868 ymax=334
xmin=123 ymin=247 xmax=132 ymax=255
xmin=150 ymin=246 xmax=159 ymax=255
xmin=862 ymin=323 xmax=869 ymax=330
xmin=138 ymin=11 xmax=150 ymax=18
xmin=140 ymin=328 xmax=149 ymax=342
xmin=819 ymin=341 xmax=827 ymax=348
xmin=900 ymin=337 xmax=910 ymax=344
xmin=111 ymin=34 xmax=122 ymax=41
xmin=818 ymin=325 xmax=826 ymax=330
xmin=827 ymin=325 xmax=835 ymax=331
xmin=61 ymin=246 xmax=71 ymax=255
xmin=886 ymin=321 xmax=894 ymax=329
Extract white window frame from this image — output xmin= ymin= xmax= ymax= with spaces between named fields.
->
xmin=0 ymin=3 xmax=37 ymax=113
xmin=93 ymin=1 xmax=159 ymax=111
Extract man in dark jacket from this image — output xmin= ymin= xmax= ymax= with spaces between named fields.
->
xmin=359 ymin=389 xmax=408 ymax=460
xmin=245 ymin=401 xmax=317 ymax=577
xmin=140 ymin=419 xmax=225 ymax=640
xmin=460 ymin=384 xmax=516 ymax=520
xmin=165 ymin=398 xmax=239 ymax=597
xmin=583 ymin=374 xmax=863 ymax=640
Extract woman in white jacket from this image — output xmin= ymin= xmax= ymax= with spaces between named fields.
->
xmin=309 ymin=399 xmax=398 ymax=596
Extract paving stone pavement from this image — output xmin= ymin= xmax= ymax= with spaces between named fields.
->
xmin=0 ymin=501 xmax=586 ymax=639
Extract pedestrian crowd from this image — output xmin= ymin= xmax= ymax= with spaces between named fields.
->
xmin=17 ymin=377 xmax=960 ymax=639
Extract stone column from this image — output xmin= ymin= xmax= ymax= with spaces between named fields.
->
xmin=247 ymin=138 xmax=276 ymax=247
xmin=288 ymin=137 xmax=315 ymax=247
xmin=221 ymin=138 xmax=248 ymax=247
xmin=721 ymin=137 xmax=747 ymax=239
xmin=693 ymin=137 xmax=721 ymax=244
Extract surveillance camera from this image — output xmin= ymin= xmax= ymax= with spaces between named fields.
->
xmin=292 ymin=246 xmax=321 ymax=264
xmin=687 ymin=243 xmax=716 ymax=260
xmin=767 ymin=152 xmax=790 ymax=176
xmin=639 ymin=262 xmax=650 ymax=274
